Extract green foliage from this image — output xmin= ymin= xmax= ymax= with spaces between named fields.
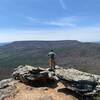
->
xmin=0 ymin=40 xmax=100 ymax=80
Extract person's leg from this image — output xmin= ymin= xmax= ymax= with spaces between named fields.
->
xmin=51 ymin=59 xmax=55 ymax=70
xmin=49 ymin=59 xmax=52 ymax=69
xmin=51 ymin=59 xmax=53 ymax=69
xmin=52 ymin=60 xmax=56 ymax=69
xmin=53 ymin=60 xmax=56 ymax=69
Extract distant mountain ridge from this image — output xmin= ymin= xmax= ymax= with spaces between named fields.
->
xmin=0 ymin=40 xmax=100 ymax=80
xmin=0 ymin=42 xmax=10 ymax=46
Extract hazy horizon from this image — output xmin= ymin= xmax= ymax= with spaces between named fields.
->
xmin=0 ymin=0 xmax=100 ymax=42
xmin=0 ymin=40 xmax=100 ymax=43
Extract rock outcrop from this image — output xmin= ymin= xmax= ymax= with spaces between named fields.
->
xmin=55 ymin=67 xmax=100 ymax=95
xmin=12 ymin=65 xmax=58 ymax=86
xmin=0 ymin=78 xmax=18 ymax=100
xmin=0 ymin=65 xmax=100 ymax=100
xmin=12 ymin=65 xmax=100 ymax=96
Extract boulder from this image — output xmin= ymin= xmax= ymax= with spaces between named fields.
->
xmin=0 ymin=78 xmax=17 ymax=100
xmin=12 ymin=65 xmax=58 ymax=86
xmin=55 ymin=67 xmax=100 ymax=95
xmin=55 ymin=67 xmax=100 ymax=82
xmin=12 ymin=65 xmax=100 ymax=96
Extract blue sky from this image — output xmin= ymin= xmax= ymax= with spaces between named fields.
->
xmin=0 ymin=0 xmax=100 ymax=42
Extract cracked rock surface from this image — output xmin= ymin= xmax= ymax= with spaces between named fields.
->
xmin=0 ymin=65 xmax=100 ymax=100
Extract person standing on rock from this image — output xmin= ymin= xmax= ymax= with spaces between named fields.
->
xmin=48 ymin=50 xmax=56 ymax=70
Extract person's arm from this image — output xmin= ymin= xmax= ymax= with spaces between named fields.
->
xmin=54 ymin=52 xmax=56 ymax=56
xmin=48 ymin=52 xmax=51 ymax=56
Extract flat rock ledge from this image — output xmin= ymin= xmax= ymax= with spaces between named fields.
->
xmin=12 ymin=65 xmax=100 ymax=95
xmin=0 ymin=65 xmax=100 ymax=100
xmin=0 ymin=78 xmax=18 ymax=100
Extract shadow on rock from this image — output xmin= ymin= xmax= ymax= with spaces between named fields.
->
xmin=23 ymin=77 xmax=58 ymax=88
xmin=58 ymin=88 xmax=95 ymax=100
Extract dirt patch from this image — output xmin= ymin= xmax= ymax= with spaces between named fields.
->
xmin=4 ymin=82 xmax=78 ymax=100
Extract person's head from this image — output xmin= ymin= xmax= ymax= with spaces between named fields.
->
xmin=51 ymin=49 xmax=53 ymax=52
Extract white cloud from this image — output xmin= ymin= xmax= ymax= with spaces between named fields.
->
xmin=26 ymin=16 xmax=40 ymax=23
xmin=46 ymin=16 xmax=77 ymax=27
xmin=59 ymin=0 xmax=67 ymax=10
xmin=26 ymin=16 xmax=77 ymax=27
xmin=26 ymin=16 xmax=37 ymax=22
xmin=0 ymin=26 xmax=100 ymax=42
